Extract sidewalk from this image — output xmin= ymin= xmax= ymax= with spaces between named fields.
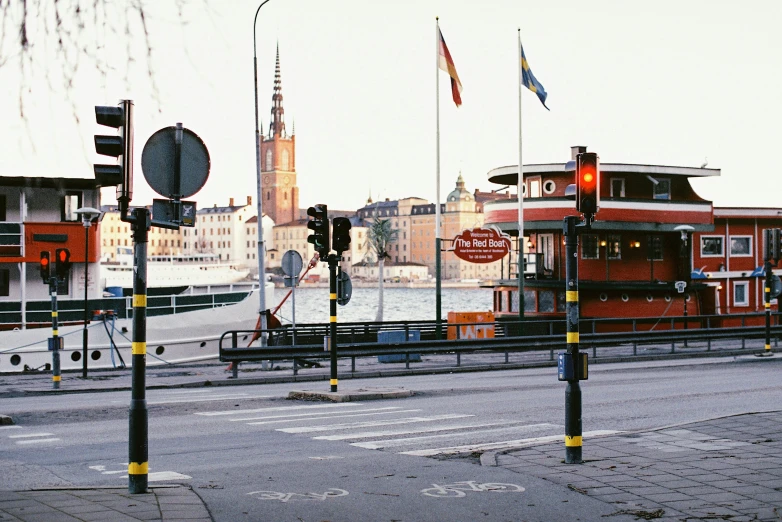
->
xmin=491 ymin=411 xmax=782 ymax=521
xmin=0 ymin=485 xmax=210 ymax=522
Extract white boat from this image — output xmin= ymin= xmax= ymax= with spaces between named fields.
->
xmin=0 ymin=282 xmax=275 ymax=373
xmin=101 ymin=248 xmax=250 ymax=294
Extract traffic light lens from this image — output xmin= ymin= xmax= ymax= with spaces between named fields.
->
xmin=41 ymin=259 xmax=49 ymax=267
xmin=583 ymin=173 xmax=594 ymax=183
xmin=58 ymin=251 xmax=67 ymax=262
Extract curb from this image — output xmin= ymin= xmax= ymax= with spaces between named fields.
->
xmin=287 ymin=387 xmax=414 ymax=402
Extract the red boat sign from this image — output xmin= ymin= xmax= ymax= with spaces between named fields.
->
xmin=450 ymin=227 xmax=512 ymax=263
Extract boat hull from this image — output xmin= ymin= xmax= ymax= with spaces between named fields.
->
xmin=0 ymin=283 xmax=274 ymax=373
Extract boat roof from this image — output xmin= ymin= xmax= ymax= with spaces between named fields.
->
xmin=487 ymin=163 xmax=721 ymax=186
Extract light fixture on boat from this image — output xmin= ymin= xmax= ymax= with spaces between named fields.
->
xmin=75 ymin=206 xmax=103 ymax=379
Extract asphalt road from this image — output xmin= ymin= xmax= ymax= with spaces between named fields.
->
xmin=2 ymin=355 xmax=780 ymax=521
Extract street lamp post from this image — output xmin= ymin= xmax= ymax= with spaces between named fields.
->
xmin=75 ymin=207 xmax=102 ymax=378
xmin=253 ymin=0 xmax=273 ymax=349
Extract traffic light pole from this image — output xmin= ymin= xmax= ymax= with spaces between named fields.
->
xmin=49 ymin=280 xmax=60 ymax=390
xmin=763 ymin=258 xmax=773 ymax=357
xmin=564 ymin=215 xmax=582 ymax=464
xmin=328 ymin=254 xmax=339 ymax=392
xmin=128 ymin=207 xmax=150 ymax=494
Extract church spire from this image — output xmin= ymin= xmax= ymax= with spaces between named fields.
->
xmin=269 ymin=43 xmax=286 ymax=139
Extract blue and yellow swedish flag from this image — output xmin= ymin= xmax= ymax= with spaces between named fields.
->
xmin=521 ymin=44 xmax=549 ymax=110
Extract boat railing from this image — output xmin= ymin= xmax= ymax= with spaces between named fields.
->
xmin=219 ymin=310 xmax=782 ymax=377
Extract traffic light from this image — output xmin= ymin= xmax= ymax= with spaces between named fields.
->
xmin=307 ymin=204 xmax=329 ymax=257
xmin=765 ymin=228 xmax=781 ymax=263
xmin=40 ymin=251 xmax=50 ymax=283
xmin=575 ymin=152 xmax=600 ymax=215
xmin=54 ymin=248 xmax=71 ymax=281
xmin=94 ymin=100 xmax=134 ymax=204
xmin=332 ymin=217 xmax=352 ymax=254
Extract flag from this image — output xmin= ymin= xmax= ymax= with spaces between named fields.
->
xmin=521 ymin=43 xmax=549 ymax=110
xmin=438 ymin=28 xmax=463 ymax=107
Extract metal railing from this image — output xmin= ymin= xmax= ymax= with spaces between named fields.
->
xmin=219 ymin=311 xmax=782 ymax=375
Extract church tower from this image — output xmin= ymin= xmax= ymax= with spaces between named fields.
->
xmin=260 ymin=45 xmax=298 ymax=225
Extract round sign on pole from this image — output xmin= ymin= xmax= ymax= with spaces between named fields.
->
xmin=337 ymin=270 xmax=352 ymax=306
xmin=141 ymin=126 xmax=210 ymax=198
xmin=281 ymin=250 xmax=304 ymax=277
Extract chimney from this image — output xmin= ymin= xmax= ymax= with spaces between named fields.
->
xmin=229 ymin=197 xmax=234 ymax=207
xmin=247 ymin=195 xmax=252 ymax=206
xmin=571 ymin=145 xmax=587 ymax=160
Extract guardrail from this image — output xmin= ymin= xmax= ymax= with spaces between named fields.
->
xmin=219 ymin=315 xmax=782 ymax=377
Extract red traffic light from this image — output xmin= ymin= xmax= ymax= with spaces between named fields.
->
xmin=575 ymin=152 xmax=600 ymax=215
xmin=56 ymin=249 xmax=69 ymax=263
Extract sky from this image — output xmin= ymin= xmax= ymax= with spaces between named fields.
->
xmin=1 ymin=0 xmax=780 ymax=213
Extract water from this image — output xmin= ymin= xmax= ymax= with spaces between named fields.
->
xmin=273 ymin=286 xmax=494 ymax=325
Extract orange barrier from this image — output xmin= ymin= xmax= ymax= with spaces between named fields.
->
xmin=447 ymin=311 xmax=495 ymax=340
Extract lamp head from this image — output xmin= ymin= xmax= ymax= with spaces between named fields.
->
xmin=74 ymin=207 xmax=103 ymax=227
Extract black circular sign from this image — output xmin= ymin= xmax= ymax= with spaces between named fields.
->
xmin=141 ymin=126 xmax=210 ymax=198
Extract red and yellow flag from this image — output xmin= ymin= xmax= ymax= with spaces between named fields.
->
xmin=438 ymin=28 xmax=462 ymax=107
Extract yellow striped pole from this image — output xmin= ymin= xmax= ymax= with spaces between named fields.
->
xmin=328 ymin=255 xmax=338 ymax=392
xmin=564 ymin=216 xmax=582 ymax=464
xmin=763 ymin=259 xmax=773 ymax=356
xmin=129 ymin=208 xmax=150 ymax=494
xmin=49 ymin=280 xmax=60 ymax=390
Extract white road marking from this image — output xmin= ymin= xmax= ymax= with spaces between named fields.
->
xmin=277 ymin=414 xmax=474 ymax=434
xmin=231 ymin=406 xmax=406 ymax=422
xmin=247 ymin=409 xmax=423 ymax=426
xmin=0 ymin=425 xmax=21 ymax=430
xmin=9 ymin=433 xmax=54 ymax=438
xmin=350 ymin=423 xmax=559 ymax=449
xmin=398 ymin=430 xmax=622 ymax=456
xmin=147 ymin=394 xmax=270 ymax=405
xmin=16 ymin=438 xmax=61 ymax=445
xmin=196 ymin=403 xmax=363 ymax=416
xmin=318 ymin=422 xmax=558 ymax=443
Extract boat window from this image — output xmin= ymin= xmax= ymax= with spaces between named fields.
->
xmin=557 ymin=291 xmax=566 ymax=312
xmin=653 ymin=178 xmax=671 ymax=200
xmin=647 ymin=235 xmax=663 ymax=261
xmin=610 ymin=178 xmax=625 ymax=197
xmin=729 ymin=236 xmax=752 ymax=257
xmin=0 ymin=269 xmax=8 ymax=296
xmin=700 ymin=236 xmax=724 ymax=257
xmin=538 ymin=290 xmax=555 ymax=313
xmin=582 ymin=234 xmax=599 ymax=260
xmin=607 ymin=234 xmax=622 ymax=260
xmin=0 ymin=195 xmax=6 ymax=221
xmin=62 ymin=191 xmax=82 ymax=222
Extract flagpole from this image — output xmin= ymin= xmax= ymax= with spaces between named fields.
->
xmin=517 ymin=29 xmax=525 ymax=325
xmin=435 ymin=17 xmax=443 ymax=336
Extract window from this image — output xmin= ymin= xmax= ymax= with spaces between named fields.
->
xmin=0 ymin=195 xmax=6 ymax=221
xmin=730 ymin=236 xmax=752 ymax=257
xmin=582 ymin=234 xmax=599 ymax=259
xmin=528 ymin=176 xmax=541 ymax=197
xmin=538 ymin=290 xmax=555 ymax=312
xmin=0 ymin=269 xmax=8 ymax=296
xmin=610 ymin=178 xmax=625 ymax=197
xmin=607 ymin=234 xmax=622 ymax=260
xmin=653 ymin=178 xmax=671 ymax=200
xmin=265 ymin=150 xmax=272 ymax=171
xmin=701 ymin=236 xmax=724 ymax=257
xmin=62 ymin=191 xmax=82 ymax=222
xmin=542 ymin=180 xmax=556 ymax=194
xmin=647 ymin=235 xmax=663 ymax=261
xmin=282 ymin=150 xmax=289 ymax=171
xmin=733 ymin=281 xmax=749 ymax=307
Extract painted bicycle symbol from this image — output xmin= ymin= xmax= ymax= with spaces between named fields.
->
xmin=421 ymin=481 xmax=525 ymax=498
xmin=247 ymin=488 xmax=348 ymax=503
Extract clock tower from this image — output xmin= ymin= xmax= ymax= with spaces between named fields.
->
xmin=260 ymin=45 xmax=298 ymax=225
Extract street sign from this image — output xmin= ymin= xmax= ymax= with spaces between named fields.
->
xmin=450 ymin=227 xmax=511 ymax=263
xmin=337 ymin=270 xmax=352 ymax=306
xmin=675 ymin=281 xmax=687 ymax=294
xmin=141 ymin=125 xmax=210 ymax=199
xmin=281 ymin=250 xmax=303 ymax=278
xmin=152 ymin=199 xmax=197 ymax=228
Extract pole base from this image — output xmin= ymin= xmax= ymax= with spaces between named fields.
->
xmin=565 ymin=447 xmax=582 ymax=464
xmin=754 ymin=352 xmax=775 ymax=358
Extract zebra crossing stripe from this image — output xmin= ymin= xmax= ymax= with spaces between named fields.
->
xmin=233 ymin=406 xmax=406 ymax=422
xmin=278 ymin=414 xmax=473 ymax=434
xmin=313 ymin=421 xmax=553 ymax=442
xmin=246 ymin=409 xmax=423 ymax=426
xmin=398 ymin=430 xmax=621 ymax=456
xmin=147 ymin=394 xmax=270 ymax=405
xmin=196 ymin=403 xmax=363 ymax=416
